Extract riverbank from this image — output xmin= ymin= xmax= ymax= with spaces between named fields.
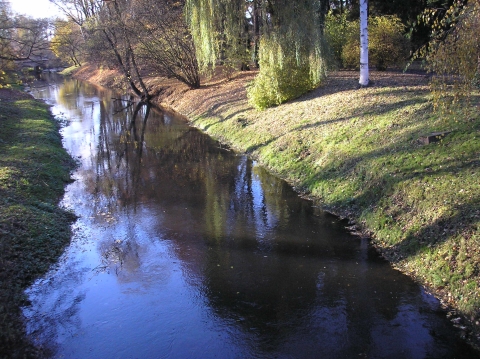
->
xmin=72 ymin=64 xmax=480 ymax=344
xmin=0 ymin=89 xmax=76 ymax=357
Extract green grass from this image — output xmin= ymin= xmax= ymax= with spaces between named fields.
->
xmin=0 ymin=91 xmax=76 ymax=357
xmin=59 ymin=65 xmax=80 ymax=77
xmin=185 ymin=71 xmax=480 ymax=322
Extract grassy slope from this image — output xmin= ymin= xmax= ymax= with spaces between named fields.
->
xmin=73 ymin=65 xmax=480 ymax=338
xmin=0 ymin=89 xmax=76 ymax=357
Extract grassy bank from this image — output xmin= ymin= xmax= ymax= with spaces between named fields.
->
xmin=72 ymin=65 xmax=480 ymax=341
xmin=0 ymin=89 xmax=76 ymax=357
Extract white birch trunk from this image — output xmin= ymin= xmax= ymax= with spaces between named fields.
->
xmin=359 ymin=0 xmax=369 ymax=86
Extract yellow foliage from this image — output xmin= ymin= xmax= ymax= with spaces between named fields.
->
xmin=424 ymin=0 xmax=480 ymax=113
xmin=339 ymin=15 xmax=410 ymax=70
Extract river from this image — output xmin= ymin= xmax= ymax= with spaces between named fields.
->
xmin=23 ymin=75 xmax=478 ymax=358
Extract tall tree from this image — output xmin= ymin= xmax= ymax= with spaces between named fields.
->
xmin=359 ymin=0 xmax=369 ymax=86
xmin=50 ymin=19 xmax=84 ymax=66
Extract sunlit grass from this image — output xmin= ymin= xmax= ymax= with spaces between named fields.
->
xmin=59 ymin=65 xmax=80 ymax=76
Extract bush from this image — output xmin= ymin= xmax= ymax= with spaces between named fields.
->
xmin=370 ymin=16 xmax=410 ymax=70
xmin=325 ymin=11 xmax=355 ymax=67
xmin=340 ymin=20 xmax=361 ymax=69
xmin=339 ymin=15 xmax=410 ymax=70
xmin=247 ymin=37 xmax=324 ymax=110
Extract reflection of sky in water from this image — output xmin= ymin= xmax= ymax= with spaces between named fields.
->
xmin=22 ymin=76 xmax=479 ymax=359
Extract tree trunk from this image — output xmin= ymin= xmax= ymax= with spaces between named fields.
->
xmin=102 ymin=29 xmax=143 ymax=98
xmin=252 ymin=0 xmax=260 ymax=67
xmin=359 ymin=0 xmax=369 ymax=86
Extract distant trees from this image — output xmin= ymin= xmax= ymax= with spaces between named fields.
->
xmin=0 ymin=2 xmax=54 ymax=86
xmin=50 ymin=19 xmax=84 ymax=66
xmin=0 ymin=2 xmax=51 ymax=64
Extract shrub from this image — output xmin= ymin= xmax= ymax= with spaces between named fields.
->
xmin=369 ymin=16 xmax=410 ymax=70
xmin=340 ymin=15 xmax=410 ymax=70
xmin=325 ymin=11 xmax=355 ymax=67
xmin=340 ymin=20 xmax=361 ymax=69
xmin=247 ymin=37 xmax=325 ymax=110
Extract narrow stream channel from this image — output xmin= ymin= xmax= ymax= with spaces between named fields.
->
xmin=23 ymin=75 xmax=478 ymax=358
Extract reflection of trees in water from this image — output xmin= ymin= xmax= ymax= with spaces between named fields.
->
xmin=59 ymin=83 xmax=456 ymax=357
xmin=97 ymin=237 xmax=141 ymax=276
xmin=169 ymin=157 xmax=433 ymax=354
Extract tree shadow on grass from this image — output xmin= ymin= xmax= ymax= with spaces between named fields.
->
xmin=295 ymin=96 xmax=429 ymax=131
xmin=300 ymin=127 xmax=479 ymax=264
xmin=290 ymin=70 xmax=431 ymax=105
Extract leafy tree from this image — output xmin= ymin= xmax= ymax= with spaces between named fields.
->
xmin=186 ymin=0 xmax=330 ymax=109
xmin=50 ymin=19 xmax=84 ymax=66
xmin=418 ymin=0 xmax=480 ymax=112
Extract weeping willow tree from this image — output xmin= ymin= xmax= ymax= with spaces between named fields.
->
xmin=185 ymin=0 xmax=330 ymax=109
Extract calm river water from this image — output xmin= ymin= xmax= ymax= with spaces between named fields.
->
xmin=23 ymin=76 xmax=478 ymax=358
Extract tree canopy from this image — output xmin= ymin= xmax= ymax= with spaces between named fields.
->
xmin=48 ymin=0 xmax=201 ymax=99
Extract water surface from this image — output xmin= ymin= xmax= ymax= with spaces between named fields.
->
xmin=24 ymin=76 xmax=478 ymax=358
